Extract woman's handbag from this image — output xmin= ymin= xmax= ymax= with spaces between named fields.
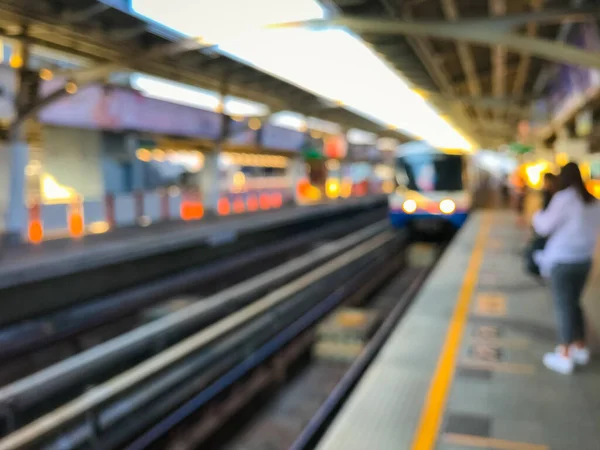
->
xmin=524 ymin=234 xmax=547 ymax=276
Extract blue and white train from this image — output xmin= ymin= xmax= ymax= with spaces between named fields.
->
xmin=388 ymin=141 xmax=474 ymax=232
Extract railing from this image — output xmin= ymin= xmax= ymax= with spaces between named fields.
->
xmin=23 ymin=178 xmax=379 ymax=243
xmin=25 ymin=185 xmax=294 ymax=243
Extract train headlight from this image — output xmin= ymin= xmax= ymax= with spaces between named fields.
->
xmin=402 ymin=199 xmax=417 ymax=213
xmin=439 ymin=199 xmax=456 ymax=214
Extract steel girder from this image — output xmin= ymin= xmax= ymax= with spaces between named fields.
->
xmin=285 ymin=9 xmax=600 ymax=70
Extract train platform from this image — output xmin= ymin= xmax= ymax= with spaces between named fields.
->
xmin=316 ymin=209 xmax=600 ymax=450
xmin=0 ymin=196 xmax=384 ymax=290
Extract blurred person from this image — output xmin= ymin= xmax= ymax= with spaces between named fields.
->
xmin=511 ymin=171 xmax=527 ymax=225
xmin=533 ymin=162 xmax=600 ymax=374
xmin=524 ymin=173 xmax=559 ymax=277
xmin=500 ymin=174 xmax=511 ymax=207
xmin=541 ymin=172 xmax=559 ymax=210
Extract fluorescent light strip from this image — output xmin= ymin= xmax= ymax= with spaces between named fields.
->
xmin=131 ymin=0 xmax=472 ymax=150
xmin=131 ymin=74 xmax=269 ymax=116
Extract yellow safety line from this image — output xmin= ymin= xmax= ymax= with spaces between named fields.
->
xmin=443 ymin=433 xmax=549 ymax=450
xmin=410 ymin=212 xmax=492 ymax=450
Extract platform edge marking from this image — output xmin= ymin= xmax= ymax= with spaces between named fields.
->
xmin=443 ymin=433 xmax=549 ymax=450
xmin=409 ymin=212 xmax=492 ymax=450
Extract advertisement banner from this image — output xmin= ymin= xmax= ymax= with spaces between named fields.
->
xmin=227 ymin=118 xmax=258 ymax=146
xmin=39 ymin=84 xmax=223 ymax=140
xmin=261 ymin=123 xmax=305 ymax=152
xmin=347 ymin=143 xmax=380 ymax=161
xmin=546 ymin=24 xmax=600 ymax=121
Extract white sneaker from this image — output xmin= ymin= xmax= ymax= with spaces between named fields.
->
xmin=570 ymin=346 xmax=591 ymax=365
xmin=543 ymin=351 xmax=574 ymax=374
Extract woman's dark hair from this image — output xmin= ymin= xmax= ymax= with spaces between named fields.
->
xmin=559 ymin=162 xmax=595 ymax=204
xmin=543 ymin=172 xmax=557 ymax=187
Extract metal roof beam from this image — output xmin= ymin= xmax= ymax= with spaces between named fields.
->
xmin=428 ymin=93 xmax=531 ymax=110
xmin=440 ymin=0 xmax=483 ymax=110
xmin=513 ymin=0 xmax=544 ymax=98
xmin=108 ymin=24 xmax=147 ymax=41
xmin=54 ymin=36 xmax=218 ymax=84
xmin=372 ymin=0 xmax=481 ymax=144
xmin=300 ymin=15 xmax=600 ymax=70
xmin=441 ymin=6 xmax=597 ymax=31
xmin=61 ymin=3 xmax=111 ymax=23
xmin=302 ymin=6 xmax=600 ymax=31
xmin=490 ymin=0 xmax=507 ymax=124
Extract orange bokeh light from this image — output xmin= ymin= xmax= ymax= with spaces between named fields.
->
xmin=271 ymin=192 xmax=283 ymax=208
xmin=218 ymin=198 xmax=231 ymax=215
xmin=180 ymin=201 xmax=204 ymax=220
xmin=259 ymin=194 xmax=271 ymax=210
xmin=28 ymin=220 xmax=44 ymax=244
xmin=247 ymin=194 xmax=259 ymax=212
xmin=233 ymin=197 xmax=245 ymax=214
xmin=69 ymin=212 xmax=84 ymax=238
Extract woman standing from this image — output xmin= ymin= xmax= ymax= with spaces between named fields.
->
xmin=533 ymin=162 xmax=600 ymax=374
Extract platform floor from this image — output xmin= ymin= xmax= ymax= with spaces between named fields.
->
xmin=317 ymin=209 xmax=600 ymax=450
xmin=0 ymin=196 xmax=384 ymax=290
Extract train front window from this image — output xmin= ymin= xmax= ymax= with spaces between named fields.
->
xmin=397 ymin=154 xmax=464 ymax=192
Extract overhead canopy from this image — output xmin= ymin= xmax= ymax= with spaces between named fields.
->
xmin=0 ymin=0 xmax=407 ymax=139
xmin=327 ymin=0 xmax=600 ymax=148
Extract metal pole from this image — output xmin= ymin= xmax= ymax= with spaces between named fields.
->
xmin=4 ymin=37 xmax=31 ymax=244
xmin=202 ymin=77 xmax=230 ymax=214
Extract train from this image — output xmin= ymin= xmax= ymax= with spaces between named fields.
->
xmin=388 ymin=141 xmax=474 ymax=233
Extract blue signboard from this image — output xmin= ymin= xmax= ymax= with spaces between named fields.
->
xmin=546 ymin=23 xmax=600 ymax=118
xmin=227 ymin=118 xmax=258 ymax=146
xmin=261 ymin=124 xmax=305 ymax=152
xmin=348 ymin=143 xmax=380 ymax=161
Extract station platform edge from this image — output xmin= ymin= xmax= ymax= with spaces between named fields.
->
xmin=317 ymin=209 xmax=600 ymax=450
xmin=0 ymin=196 xmax=385 ymax=290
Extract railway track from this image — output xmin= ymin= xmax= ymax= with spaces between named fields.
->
xmin=0 ymin=218 xmax=395 ymax=447
xmin=158 ymin=244 xmax=444 ymax=450
xmin=0 ymin=207 xmax=385 ymax=391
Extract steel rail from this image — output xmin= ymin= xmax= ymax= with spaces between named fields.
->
xmin=0 ymin=231 xmax=395 ymax=450
xmin=0 ymin=221 xmax=387 ymax=414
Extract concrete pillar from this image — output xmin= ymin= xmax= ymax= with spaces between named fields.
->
xmin=2 ymin=138 xmax=28 ymax=240
xmin=201 ymin=150 xmax=220 ymax=213
xmin=0 ymin=144 xmax=8 ymax=235
xmin=4 ymin=39 xmax=32 ymax=243
xmin=202 ymin=81 xmax=230 ymax=214
xmin=288 ymin=156 xmax=305 ymax=204
xmin=125 ymin=134 xmax=146 ymax=191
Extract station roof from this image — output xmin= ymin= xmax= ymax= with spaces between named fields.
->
xmin=328 ymin=0 xmax=598 ymax=147
xmin=1 ymin=0 xmax=598 ymax=149
xmin=0 ymin=0 xmax=407 ymax=139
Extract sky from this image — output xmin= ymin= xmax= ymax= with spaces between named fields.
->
xmin=131 ymin=0 xmax=472 ymax=150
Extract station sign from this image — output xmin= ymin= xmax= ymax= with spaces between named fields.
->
xmin=301 ymin=134 xmax=325 ymax=161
